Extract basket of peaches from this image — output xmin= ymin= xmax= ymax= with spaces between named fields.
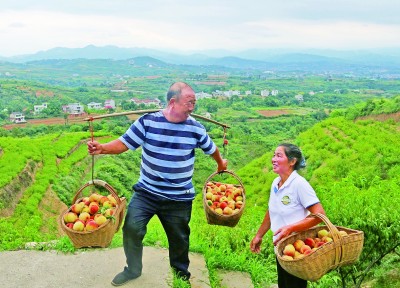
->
xmin=202 ymin=170 xmax=245 ymax=227
xmin=275 ymin=213 xmax=364 ymax=281
xmin=59 ymin=179 xmax=126 ymax=248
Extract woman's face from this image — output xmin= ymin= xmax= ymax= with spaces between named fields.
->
xmin=272 ymin=146 xmax=295 ymax=175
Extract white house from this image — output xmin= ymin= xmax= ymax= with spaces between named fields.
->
xmin=261 ymin=90 xmax=270 ymax=97
xmin=10 ymin=112 xmax=27 ymax=123
xmin=195 ymin=92 xmax=212 ymax=99
xmin=224 ymin=90 xmax=240 ymax=97
xmin=130 ymin=98 xmax=161 ymax=107
xmin=295 ymin=94 xmax=304 ymax=101
xmin=271 ymin=90 xmax=279 ymax=96
xmin=62 ymin=103 xmax=84 ymax=115
xmin=34 ymin=103 xmax=48 ymax=114
xmin=104 ymin=99 xmax=116 ymax=109
xmin=87 ymin=102 xmax=103 ymax=110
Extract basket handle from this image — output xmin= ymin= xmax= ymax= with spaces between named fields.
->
xmin=204 ymin=170 xmax=245 ymax=189
xmin=72 ymin=179 xmax=122 ymax=206
xmin=308 ymin=213 xmax=343 ymax=266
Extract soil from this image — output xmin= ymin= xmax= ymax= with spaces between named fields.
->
xmin=2 ymin=116 xmax=87 ymax=130
xmin=0 ymin=161 xmax=40 ymax=217
xmin=0 ymin=246 xmax=211 ymax=288
xmin=0 ymin=245 xmax=256 ymax=288
xmin=357 ymin=111 xmax=400 ymax=122
xmin=256 ymin=109 xmax=294 ymax=117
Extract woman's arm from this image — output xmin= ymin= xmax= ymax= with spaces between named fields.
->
xmin=250 ymin=210 xmax=271 ymax=253
xmin=273 ymin=203 xmax=325 ymax=245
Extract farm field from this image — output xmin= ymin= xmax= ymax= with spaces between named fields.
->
xmin=1 ymin=97 xmax=399 ymax=287
xmin=2 ymin=117 xmax=85 ymax=130
xmin=256 ymin=108 xmax=312 ymax=117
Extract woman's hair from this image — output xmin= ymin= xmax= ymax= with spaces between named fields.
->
xmin=279 ymin=143 xmax=306 ymax=170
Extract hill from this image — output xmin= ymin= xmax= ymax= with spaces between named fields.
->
xmin=1 ymin=45 xmax=400 ymax=75
xmin=0 ymin=95 xmax=399 ymax=287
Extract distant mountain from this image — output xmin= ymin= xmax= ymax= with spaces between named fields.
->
xmin=1 ymin=45 xmax=400 ymax=74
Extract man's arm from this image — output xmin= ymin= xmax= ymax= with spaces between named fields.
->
xmin=211 ymin=147 xmax=228 ymax=172
xmin=87 ymin=139 xmax=128 ymax=155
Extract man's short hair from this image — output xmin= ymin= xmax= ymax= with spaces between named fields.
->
xmin=166 ymin=82 xmax=193 ymax=101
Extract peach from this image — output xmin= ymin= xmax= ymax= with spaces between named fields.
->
xmin=72 ymin=220 xmax=85 ymax=231
xmin=63 ymin=212 xmax=78 ymax=223
xmin=85 ymin=219 xmax=99 ymax=231
xmin=283 ymin=244 xmax=296 ymax=257
xmin=223 ymin=207 xmax=233 ymax=215
xmin=300 ymin=244 xmax=311 ymax=254
xmin=293 ymin=239 xmax=305 ymax=252
xmin=304 ymin=237 xmax=315 ymax=248
xmin=94 ymin=214 xmax=107 ymax=226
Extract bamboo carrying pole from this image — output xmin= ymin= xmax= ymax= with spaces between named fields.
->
xmin=83 ymin=109 xmax=230 ymax=129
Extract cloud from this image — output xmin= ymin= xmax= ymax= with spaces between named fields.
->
xmin=0 ymin=1 xmax=399 ymax=57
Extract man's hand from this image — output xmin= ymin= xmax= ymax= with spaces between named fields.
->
xmin=87 ymin=140 xmax=102 ymax=155
xmin=217 ymin=159 xmax=228 ymax=172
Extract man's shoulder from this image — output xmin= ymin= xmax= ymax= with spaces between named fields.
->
xmin=141 ymin=110 xmax=163 ymax=119
xmin=138 ymin=111 xmax=165 ymax=124
xmin=186 ymin=116 xmax=205 ymax=129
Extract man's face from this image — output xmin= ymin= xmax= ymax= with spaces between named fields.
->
xmin=174 ymin=87 xmax=196 ymax=119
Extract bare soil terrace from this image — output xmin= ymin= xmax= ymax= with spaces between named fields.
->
xmin=2 ymin=117 xmax=87 ymax=130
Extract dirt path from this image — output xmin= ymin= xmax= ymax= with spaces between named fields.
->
xmin=0 ymin=245 xmax=256 ymax=288
xmin=0 ymin=247 xmax=210 ymax=288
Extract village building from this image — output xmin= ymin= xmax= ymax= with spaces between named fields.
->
xmin=130 ymin=98 xmax=161 ymax=107
xmin=212 ymin=90 xmax=240 ymax=98
xmin=87 ymin=102 xmax=103 ymax=110
xmin=271 ymin=90 xmax=279 ymax=96
xmin=195 ymin=92 xmax=212 ymax=99
xmin=9 ymin=112 xmax=27 ymax=123
xmin=62 ymin=103 xmax=85 ymax=116
xmin=33 ymin=103 xmax=48 ymax=114
xmin=261 ymin=90 xmax=270 ymax=97
xmin=295 ymin=94 xmax=304 ymax=101
xmin=104 ymin=99 xmax=116 ymax=109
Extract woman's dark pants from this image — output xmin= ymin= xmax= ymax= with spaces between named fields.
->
xmin=277 ymin=257 xmax=307 ymax=288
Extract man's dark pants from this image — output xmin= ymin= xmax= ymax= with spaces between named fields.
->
xmin=122 ymin=190 xmax=192 ymax=279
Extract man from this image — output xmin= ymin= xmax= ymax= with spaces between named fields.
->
xmin=87 ymin=82 xmax=228 ymax=286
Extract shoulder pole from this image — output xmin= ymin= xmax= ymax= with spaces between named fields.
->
xmin=83 ymin=109 xmax=230 ymax=129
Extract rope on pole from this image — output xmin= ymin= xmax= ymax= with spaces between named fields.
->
xmin=222 ymin=126 xmax=229 ymax=158
xmin=88 ymin=117 xmax=95 ymax=183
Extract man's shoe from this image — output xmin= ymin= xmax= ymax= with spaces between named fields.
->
xmin=111 ymin=270 xmax=140 ymax=286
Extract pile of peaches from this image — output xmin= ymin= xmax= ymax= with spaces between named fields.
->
xmin=204 ymin=181 xmax=244 ymax=215
xmin=281 ymin=228 xmax=348 ymax=260
xmin=62 ymin=192 xmax=117 ymax=232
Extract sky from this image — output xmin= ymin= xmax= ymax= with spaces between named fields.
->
xmin=1 ymin=0 xmax=400 ymax=57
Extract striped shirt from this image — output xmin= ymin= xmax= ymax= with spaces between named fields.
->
xmin=119 ymin=111 xmax=216 ymax=201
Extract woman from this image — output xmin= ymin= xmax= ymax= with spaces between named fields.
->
xmin=250 ymin=143 xmax=326 ymax=288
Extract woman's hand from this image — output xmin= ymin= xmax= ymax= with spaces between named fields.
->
xmin=273 ymin=225 xmax=292 ymax=246
xmin=250 ymin=235 xmax=263 ymax=253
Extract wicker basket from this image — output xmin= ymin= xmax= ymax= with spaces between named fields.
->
xmin=59 ymin=179 xmax=126 ymax=248
xmin=275 ymin=213 xmax=364 ymax=281
xmin=202 ymin=170 xmax=245 ymax=227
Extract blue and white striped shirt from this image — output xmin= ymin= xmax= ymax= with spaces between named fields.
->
xmin=119 ymin=111 xmax=216 ymax=201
